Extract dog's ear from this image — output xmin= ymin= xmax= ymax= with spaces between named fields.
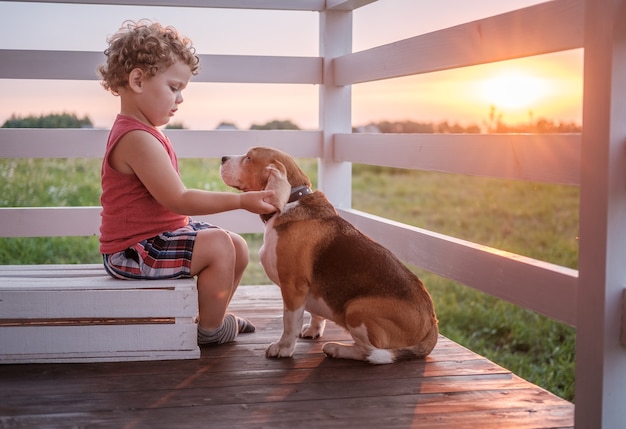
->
xmin=264 ymin=162 xmax=291 ymax=212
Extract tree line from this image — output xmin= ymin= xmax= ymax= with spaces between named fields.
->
xmin=2 ymin=113 xmax=93 ymax=128
xmin=3 ymin=112 xmax=582 ymax=134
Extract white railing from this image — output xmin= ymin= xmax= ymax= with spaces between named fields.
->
xmin=1 ymin=1 xmax=625 ymax=427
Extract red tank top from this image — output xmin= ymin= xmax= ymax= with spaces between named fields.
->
xmin=99 ymin=115 xmax=189 ymax=254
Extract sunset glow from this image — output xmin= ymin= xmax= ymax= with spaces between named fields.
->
xmin=479 ymin=72 xmax=550 ymax=110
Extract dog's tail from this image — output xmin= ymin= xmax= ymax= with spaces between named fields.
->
xmin=366 ymin=326 xmax=439 ymax=364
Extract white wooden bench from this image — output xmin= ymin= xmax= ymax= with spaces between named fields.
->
xmin=0 ymin=264 xmax=199 ymax=363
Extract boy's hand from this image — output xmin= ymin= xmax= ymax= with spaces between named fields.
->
xmin=239 ymin=190 xmax=276 ymax=214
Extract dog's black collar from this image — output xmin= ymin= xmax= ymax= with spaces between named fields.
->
xmin=261 ymin=185 xmax=313 ymax=223
xmin=288 ymin=185 xmax=313 ymax=203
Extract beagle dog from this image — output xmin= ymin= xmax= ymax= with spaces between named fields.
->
xmin=220 ymin=147 xmax=438 ymax=364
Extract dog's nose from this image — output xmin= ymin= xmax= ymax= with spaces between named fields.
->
xmin=221 ymin=156 xmax=229 ymax=165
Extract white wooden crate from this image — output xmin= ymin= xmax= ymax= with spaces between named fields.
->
xmin=0 ymin=264 xmax=200 ymax=363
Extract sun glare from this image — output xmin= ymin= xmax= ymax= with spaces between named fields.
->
xmin=480 ymin=71 xmax=550 ymax=110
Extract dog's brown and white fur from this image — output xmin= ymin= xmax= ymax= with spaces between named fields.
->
xmin=221 ymin=147 xmax=438 ymax=364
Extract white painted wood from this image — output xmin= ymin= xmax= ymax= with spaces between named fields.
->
xmin=318 ymin=7 xmax=352 ymax=208
xmin=326 ymin=0 xmax=376 ymax=11
xmin=334 ymin=0 xmax=584 ymax=85
xmin=196 ymin=55 xmax=322 ymax=84
xmin=0 ymin=50 xmax=105 ymax=80
xmin=0 ymin=349 xmax=200 ymax=364
xmin=165 ymin=129 xmax=323 ymax=159
xmin=0 ymin=324 xmax=199 ymax=363
xmin=0 ymin=51 xmax=321 ymax=84
xmin=10 ymin=0 xmax=326 ymax=11
xmin=1 ymin=287 xmax=196 ymax=318
xmin=0 ymin=129 xmax=109 ymax=158
xmin=0 ymin=264 xmax=107 ymax=277
xmin=622 ymin=289 xmax=626 ymax=348
xmin=338 ymin=208 xmax=578 ymax=327
xmin=0 ymin=129 xmax=322 ymax=159
xmin=0 ymin=264 xmax=199 ymax=363
xmin=0 ymin=207 xmax=265 ymax=237
xmin=334 ymin=133 xmax=582 ymax=185
xmin=575 ymin=0 xmax=626 ymax=427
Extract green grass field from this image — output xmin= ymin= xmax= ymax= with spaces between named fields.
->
xmin=0 ymin=157 xmax=577 ymax=401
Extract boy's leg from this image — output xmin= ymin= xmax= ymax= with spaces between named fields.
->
xmin=190 ymin=229 xmax=254 ymax=343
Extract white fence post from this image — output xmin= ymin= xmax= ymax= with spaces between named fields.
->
xmin=318 ymin=8 xmax=352 ymax=209
xmin=576 ymin=0 xmax=626 ymax=427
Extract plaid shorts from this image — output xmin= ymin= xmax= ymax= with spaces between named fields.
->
xmin=103 ymin=221 xmax=218 ymax=280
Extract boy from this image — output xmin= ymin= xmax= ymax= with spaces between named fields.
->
xmin=98 ymin=20 xmax=275 ymax=345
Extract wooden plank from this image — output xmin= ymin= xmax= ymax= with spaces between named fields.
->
xmin=575 ymin=0 xmax=626 ymax=426
xmin=622 ymin=289 xmax=626 ymax=347
xmin=0 ymin=128 xmax=322 ymax=159
xmin=334 ymin=132 xmax=582 ymax=185
xmin=338 ymin=208 xmax=579 ymax=326
xmin=0 ymin=289 xmax=197 ymax=319
xmin=0 ymin=323 xmax=199 ymax=363
xmin=0 ymin=206 xmax=265 ymax=237
xmin=0 ymin=263 xmax=106 ymax=276
xmin=326 ymin=0 xmax=376 ymax=11
xmin=196 ymin=54 xmax=322 ymax=84
xmin=334 ymin=0 xmax=584 ymax=85
xmin=0 ymin=268 xmax=194 ymax=290
xmin=318 ymin=7 xmax=353 ymax=206
xmin=0 ymin=50 xmax=321 ymax=84
xmin=10 ymin=0 xmax=327 ymax=10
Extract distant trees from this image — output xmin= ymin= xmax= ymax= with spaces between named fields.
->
xmin=482 ymin=106 xmax=581 ymax=133
xmin=2 ymin=113 xmax=93 ymax=128
xmin=250 ymin=119 xmax=300 ymax=130
xmin=357 ymin=108 xmax=581 ymax=134
xmin=357 ymin=120 xmax=481 ymax=134
xmin=165 ymin=122 xmax=185 ymax=129
xmin=1 ymin=111 xmax=582 ymax=134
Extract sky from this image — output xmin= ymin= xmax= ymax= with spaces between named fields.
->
xmin=0 ymin=0 xmax=583 ymax=130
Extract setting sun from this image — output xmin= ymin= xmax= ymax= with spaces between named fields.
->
xmin=480 ymin=71 xmax=550 ymax=110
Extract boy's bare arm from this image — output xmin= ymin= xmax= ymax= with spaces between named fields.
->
xmin=110 ymin=130 xmax=275 ymax=215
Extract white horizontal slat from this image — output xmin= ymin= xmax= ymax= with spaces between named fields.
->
xmin=338 ymin=208 xmax=578 ymax=326
xmin=0 ymin=266 xmax=194 ymax=293
xmin=326 ymin=0 xmax=377 ymax=11
xmin=0 ymin=129 xmax=322 ymax=159
xmin=0 ymin=129 xmax=109 ymax=158
xmin=334 ymin=133 xmax=581 ymax=185
xmin=166 ymin=129 xmax=323 ymax=159
xmin=0 ymin=288 xmax=196 ymax=318
xmin=197 ymin=55 xmax=322 ymax=84
xmin=0 ymin=50 xmax=321 ymax=84
xmin=334 ymin=0 xmax=584 ymax=85
xmin=0 ymin=324 xmax=199 ymax=363
xmin=0 ymin=264 xmax=108 ymax=278
xmin=0 ymin=207 xmax=265 ymax=237
xmin=0 ymin=50 xmax=104 ymax=80
xmin=10 ymin=0 xmax=326 ymax=11
xmin=0 ymin=348 xmax=200 ymax=364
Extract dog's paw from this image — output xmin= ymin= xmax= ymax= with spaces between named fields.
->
xmin=300 ymin=323 xmax=324 ymax=339
xmin=265 ymin=341 xmax=296 ymax=359
xmin=322 ymin=342 xmax=342 ymax=358
xmin=300 ymin=317 xmax=326 ymax=339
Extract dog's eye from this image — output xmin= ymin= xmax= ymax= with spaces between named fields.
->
xmin=245 ymin=156 xmax=251 ymax=162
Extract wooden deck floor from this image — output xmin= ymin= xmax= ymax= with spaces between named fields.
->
xmin=0 ymin=285 xmax=573 ymax=428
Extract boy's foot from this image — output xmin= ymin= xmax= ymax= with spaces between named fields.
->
xmin=197 ymin=314 xmax=255 ymax=345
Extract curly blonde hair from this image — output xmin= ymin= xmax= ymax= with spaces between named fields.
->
xmin=98 ymin=20 xmax=200 ymax=94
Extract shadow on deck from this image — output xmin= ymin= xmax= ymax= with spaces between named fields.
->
xmin=0 ymin=285 xmax=573 ymax=428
